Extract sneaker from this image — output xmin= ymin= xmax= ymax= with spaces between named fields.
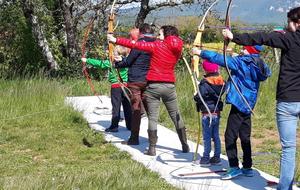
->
xmin=221 ymin=167 xmax=242 ymax=180
xmin=105 ymin=127 xmax=118 ymax=132
xmin=200 ymin=157 xmax=211 ymax=167
xmin=241 ymin=168 xmax=254 ymax=177
xmin=209 ymin=156 xmax=222 ymax=165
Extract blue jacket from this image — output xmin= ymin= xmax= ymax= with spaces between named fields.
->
xmin=114 ymin=36 xmax=156 ymax=82
xmin=200 ymin=50 xmax=271 ymax=114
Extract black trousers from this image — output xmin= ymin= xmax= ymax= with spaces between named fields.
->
xmin=225 ymin=105 xmax=252 ymax=168
xmin=110 ymin=87 xmax=132 ymax=130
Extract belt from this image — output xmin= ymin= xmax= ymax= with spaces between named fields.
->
xmin=202 ymin=112 xmax=220 ymax=116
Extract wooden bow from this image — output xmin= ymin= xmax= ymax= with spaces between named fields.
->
xmin=192 ymin=0 xmax=219 ymax=78
xmin=186 ymin=0 xmax=219 ymax=162
xmin=223 ymin=0 xmax=254 ymax=115
xmin=107 ymin=0 xmax=131 ymax=102
xmin=108 ymin=0 xmax=116 ymax=68
xmin=81 ymin=16 xmax=102 ymax=103
xmin=191 ymin=0 xmax=220 ymax=118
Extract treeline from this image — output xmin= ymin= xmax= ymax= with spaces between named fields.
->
xmin=0 ymin=0 xmax=278 ymax=79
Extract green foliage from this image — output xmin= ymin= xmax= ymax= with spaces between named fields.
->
xmin=0 ymin=2 xmax=45 ymax=78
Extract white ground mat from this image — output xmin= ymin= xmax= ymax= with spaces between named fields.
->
xmin=66 ymin=96 xmax=298 ymax=190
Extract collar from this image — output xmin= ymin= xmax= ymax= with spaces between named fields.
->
xmin=204 ymin=72 xmax=219 ymax=77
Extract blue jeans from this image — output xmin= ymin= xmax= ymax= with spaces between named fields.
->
xmin=276 ymin=102 xmax=300 ymax=190
xmin=202 ymin=115 xmax=221 ymax=158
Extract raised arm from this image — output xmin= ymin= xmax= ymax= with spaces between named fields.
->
xmin=86 ymin=58 xmax=111 ymax=69
xmin=116 ymin=38 xmax=155 ymax=53
xmin=223 ymin=29 xmax=293 ymax=51
xmin=200 ymin=50 xmax=239 ymax=71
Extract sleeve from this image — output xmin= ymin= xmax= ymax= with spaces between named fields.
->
xmin=232 ymin=31 xmax=293 ymax=51
xmin=199 ymin=83 xmax=209 ymax=98
xmin=86 ymin=59 xmax=111 ymax=69
xmin=193 ymin=80 xmax=208 ymax=102
xmin=116 ymin=38 xmax=155 ymax=53
xmin=114 ymin=49 xmax=140 ymax=68
xmin=200 ymin=50 xmax=240 ymax=71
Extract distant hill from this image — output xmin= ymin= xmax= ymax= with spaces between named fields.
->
xmin=118 ymin=0 xmax=300 ymax=25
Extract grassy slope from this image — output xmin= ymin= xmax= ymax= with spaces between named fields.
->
xmin=1 ymin=65 xmax=299 ymax=189
xmin=0 ymin=79 xmax=177 ymax=190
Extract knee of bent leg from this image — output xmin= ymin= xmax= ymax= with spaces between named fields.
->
xmin=281 ymin=140 xmax=296 ymax=149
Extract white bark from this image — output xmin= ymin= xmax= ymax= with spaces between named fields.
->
xmin=30 ymin=15 xmax=59 ymax=70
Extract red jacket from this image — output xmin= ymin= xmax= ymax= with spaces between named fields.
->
xmin=116 ymin=36 xmax=183 ymax=82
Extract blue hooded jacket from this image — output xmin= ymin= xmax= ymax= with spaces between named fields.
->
xmin=200 ymin=50 xmax=271 ymax=114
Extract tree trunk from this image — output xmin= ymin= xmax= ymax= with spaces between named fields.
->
xmin=22 ymin=1 xmax=59 ymax=70
xmin=135 ymin=0 xmax=150 ymax=28
xmin=59 ymin=0 xmax=77 ymax=63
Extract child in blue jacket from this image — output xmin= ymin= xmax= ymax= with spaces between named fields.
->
xmin=193 ymin=45 xmax=271 ymax=180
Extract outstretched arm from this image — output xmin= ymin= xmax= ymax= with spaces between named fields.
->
xmin=107 ymin=34 xmax=155 ymax=53
xmin=222 ymin=29 xmax=292 ymax=51
xmin=85 ymin=58 xmax=111 ymax=69
xmin=192 ymin=48 xmax=239 ymax=71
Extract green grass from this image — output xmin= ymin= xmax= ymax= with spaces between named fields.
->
xmin=0 ymin=78 xmax=177 ymax=190
xmin=1 ymin=65 xmax=299 ymax=189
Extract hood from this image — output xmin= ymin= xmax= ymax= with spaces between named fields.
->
xmin=240 ymin=55 xmax=271 ymax=82
xmin=164 ymin=36 xmax=183 ymax=55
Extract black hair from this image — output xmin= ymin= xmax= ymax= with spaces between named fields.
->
xmin=287 ymin=7 xmax=300 ymax=22
xmin=160 ymin=25 xmax=179 ymax=37
xmin=139 ymin=23 xmax=153 ymax=34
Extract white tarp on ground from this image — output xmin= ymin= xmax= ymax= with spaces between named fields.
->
xmin=66 ymin=96 xmax=299 ymax=190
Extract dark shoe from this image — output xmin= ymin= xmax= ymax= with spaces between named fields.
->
xmin=209 ymin=156 xmax=222 ymax=165
xmin=176 ymin=128 xmax=190 ymax=153
xmin=125 ymin=121 xmax=140 ymax=144
xmin=127 ymin=137 xmax=139 ymax=145
xmin=200 ymin=157 xmax=211 ymax=167
xmin=121 ymin=137 xmax=139 ymax=145
xmin=105 ymin=127 xmax=118 ymax=132
xmin=144 ymin=130 xmax=157 ymax=156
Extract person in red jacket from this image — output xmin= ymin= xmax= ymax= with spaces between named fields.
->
xmin=108 ymin=25 xmax=189 ymax=156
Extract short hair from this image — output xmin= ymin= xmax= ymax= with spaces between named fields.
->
xmin=160 ymin=25 xmax=179 ymax=37
xmin=114 ymin=45 xmax=129 ymax=57
xmin=288 ymin=7 xmax=300 ymax=22
xmin=139 ymin=23 xmax=153 ymax=34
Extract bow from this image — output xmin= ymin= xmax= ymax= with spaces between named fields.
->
xmin=223 ymin=0 xmax=254 ymax=115
xmin=108 ymin=0 xmax=117 ymax=68
xmin=192 ymin=0 xmax=220 ymax=119
xmin=182 ymin=57 xmax=202 ymax=162
xmin=193 ymin=0 xmax=220 ymax=77
xmin=81 ymin=16 xmax=102 ymax=103
xmin=187 ymin=0 xmax=219 ymax=162
xmin=107 ymin=0 xmax=132 ymax=102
